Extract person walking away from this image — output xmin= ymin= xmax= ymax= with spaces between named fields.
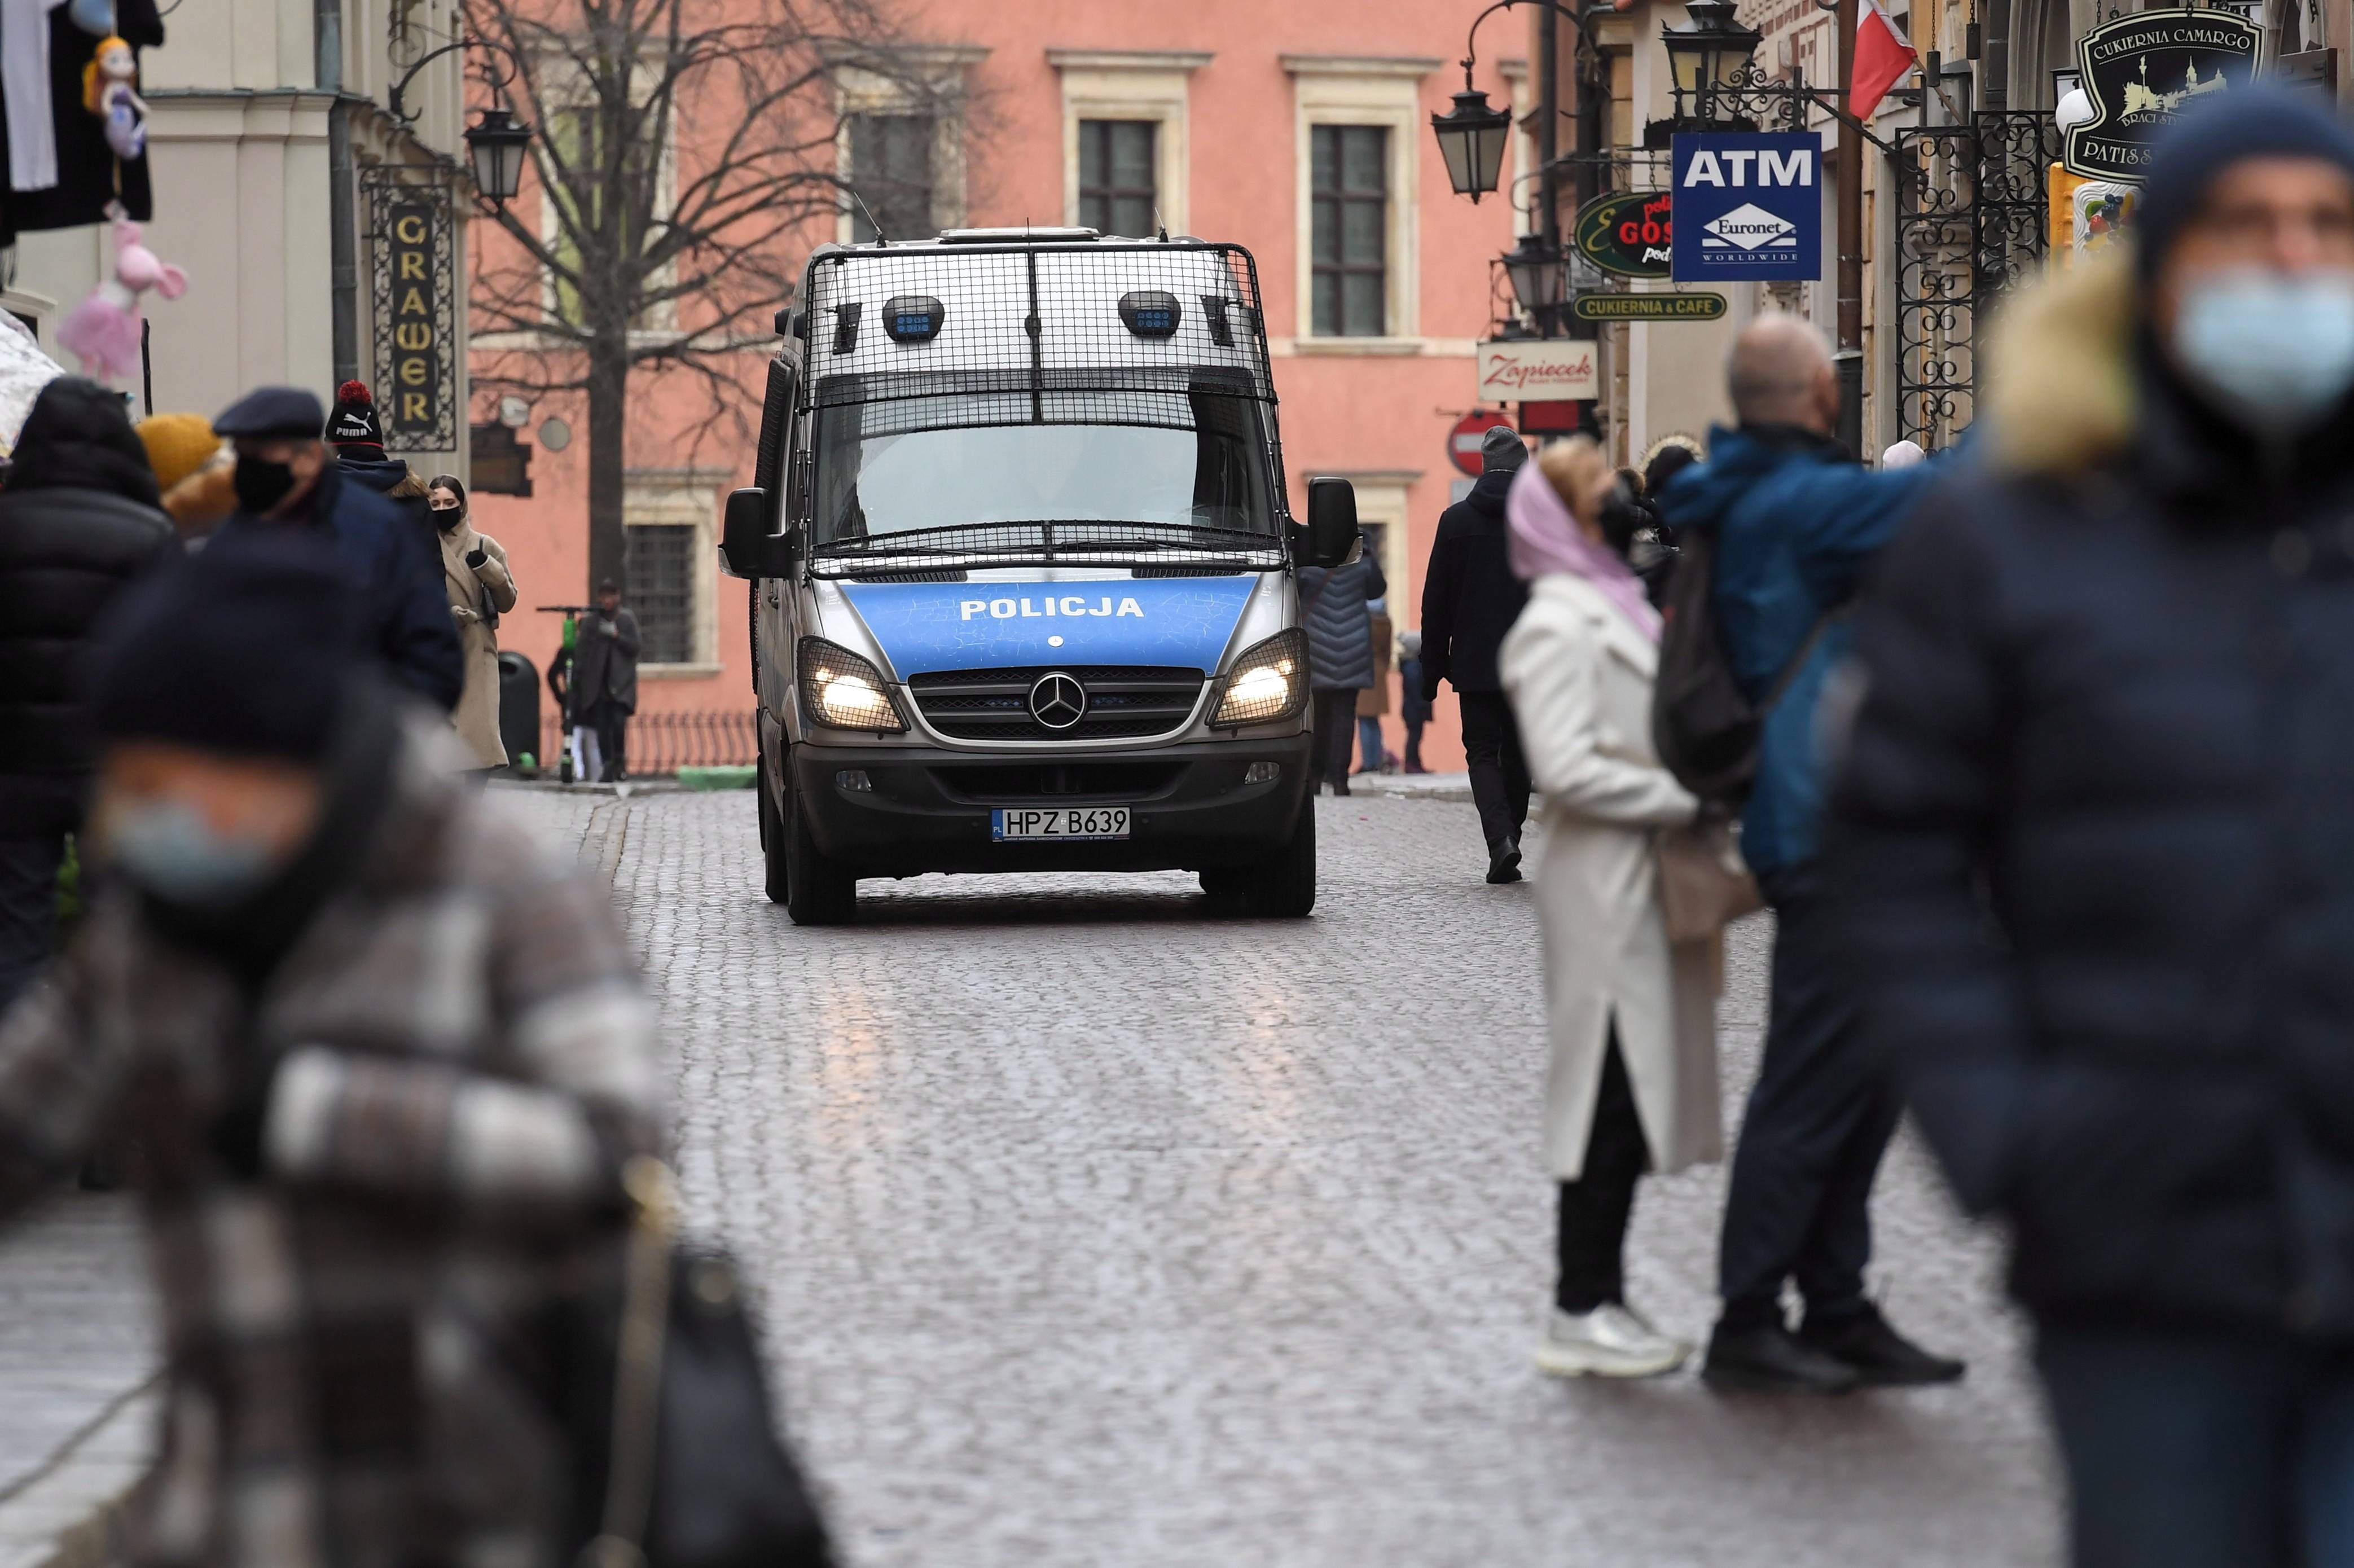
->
xmin=1397 ymin=629 xmax=1431 ymax=774
xmin=1423 ymin=424 xmax=1534 ymax=881
xmin=325 ymin=381 xmax=421 ymax=506
xmin=0 ymin=377 xmax=174 ymax=1011
xmin=1504 ymin=434 xmax=1722 ymax=1378
xmin=0 ymin=530 xmax=667 ymax=1568
xmin=1295 ymin=536 xmax=1385 ymax=797
xmin=1355 ymin=595 xmax=1394 ymax=776
xmin=213 ymin=386 xmax=462 ymax=712
xmin=1833 ymin=90 xmax=2354 ymax=1563
xmin=135 ymin=412 xmax=236 ymax=542
xmin=427 ymin=475 xmax=519 ymax=776
xmin=1653 ymin=314 xmax=1959 ymax=1394
xmin=573 ymin=578 xmax=640 ymax=782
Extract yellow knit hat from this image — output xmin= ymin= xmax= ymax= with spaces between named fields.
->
xmin=137 ymin=414 xmax=222 ymax=495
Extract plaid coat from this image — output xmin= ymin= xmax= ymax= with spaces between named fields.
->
xmin=0 ymin=731 xmax=666 ymax=1568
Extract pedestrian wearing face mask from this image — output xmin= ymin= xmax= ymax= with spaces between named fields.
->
xmin=0 ymin=530 xmax=667 ymax=1568
xmin=212 ymin=386 xmax=462 ymax=713
xmin=1832 ymin=89 xmax=2354 ymax=1566
xmin=425 ymin=476 xmax=519 ymax=774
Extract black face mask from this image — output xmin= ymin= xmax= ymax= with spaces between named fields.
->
xmin=234 ymin=457 xmax=298 ymax=515
xmin=430 ymin=506 xmax=463 ymax=533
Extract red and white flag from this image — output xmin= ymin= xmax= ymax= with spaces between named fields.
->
xmin=1851 ymin=0 xmax=1919 ymax=121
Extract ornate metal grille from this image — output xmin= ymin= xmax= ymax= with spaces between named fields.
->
xmin=1891 ymin=112 xmax=2061 ymax=450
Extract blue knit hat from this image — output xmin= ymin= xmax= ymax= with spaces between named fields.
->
xmin=92 ymin=529 xmax=364 ymax=762
xmin=2137 ymin=86 xmax=2354 ymax=280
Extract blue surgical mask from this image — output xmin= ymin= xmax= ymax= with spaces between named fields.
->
xmin=2172 ymin=269 xmax=2354 ymax=434
xmin=106 ymin=801 xmax=276 ymax=906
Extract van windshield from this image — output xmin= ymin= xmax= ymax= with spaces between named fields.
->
xmin=812 ymin=397 xmax=1277 ymax=548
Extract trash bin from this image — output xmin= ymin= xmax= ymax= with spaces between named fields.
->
xmin=497 ymin=651 xmax=541 ymax=774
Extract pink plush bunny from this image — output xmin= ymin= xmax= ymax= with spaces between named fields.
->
xmin=57 ymin=210 xmax=187 ymax=387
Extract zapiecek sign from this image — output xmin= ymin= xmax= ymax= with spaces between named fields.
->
xmin=1669 ymin=131 xmax=1823 ymax=283
xmin=2063 ymin=8 xmax=2261 ymax=182
xmin=1573 ymin=190 xmax=1674 ymax=280
xmin=1476 ymin=339 xmax=1600 ymax=403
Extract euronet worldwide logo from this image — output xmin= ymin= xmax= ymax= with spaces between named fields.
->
xmin=1701 ymin=202 xmax=1799 ymax=254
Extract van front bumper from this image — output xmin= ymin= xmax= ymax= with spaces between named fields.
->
xmin=786 ymin=732 xmax=1313 ymax=876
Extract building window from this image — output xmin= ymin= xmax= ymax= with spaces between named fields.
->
xmin=1310 ymin=125 xmax=1388 ymax=337
xmin=1078 ymin=120 xmax=1157 ymax=236
xmin=626 ymin=524 xmax=697 ymax=665
xmin=849 ymin=113 xmax=936 ymax=241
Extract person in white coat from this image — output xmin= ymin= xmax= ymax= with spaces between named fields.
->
xmin=1500 ymin=436 xmax=1723 ymax=1378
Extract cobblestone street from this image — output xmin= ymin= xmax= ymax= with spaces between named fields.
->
xmin=0 ymin=785 xmax=2066 ymax=1568
xmin=611 ymin=788 xmax=2062 ymax=1567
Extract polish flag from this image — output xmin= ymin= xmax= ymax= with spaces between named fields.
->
xmin=1851 ymin=0 xmax=1920 ymax=121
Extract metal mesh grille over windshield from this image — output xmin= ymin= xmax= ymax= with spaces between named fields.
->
xmin=803 ymin=241 xmax=1273 ymax=416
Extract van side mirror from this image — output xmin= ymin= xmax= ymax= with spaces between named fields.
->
xmin=719 ymin=487 xmax=795 ymax=578
xmin=1305 ymin=476 xmax=1358 ymax=568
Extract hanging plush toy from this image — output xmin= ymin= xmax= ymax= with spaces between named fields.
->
xmin=57 ymin=208 xmax=187 ymax=387
xmin=82 ymin=36 xmax=149 ymax=163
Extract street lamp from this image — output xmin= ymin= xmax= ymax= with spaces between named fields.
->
xmin=1500 ymin=232 xmax=1566 ymax=318
xmin=464 ymin=107 xmax=533 ymax=205
xmin=1431 ymin=87 xmax=1514 ymax=203
xmin=1652 ymin=0 xmax=1765 ymax=140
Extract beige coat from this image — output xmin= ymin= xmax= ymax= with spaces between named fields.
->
xmin=1500 ymin=573 xmax=1721 ymax=1180
xmin=440 ymin=522 xmax=519 ymax=767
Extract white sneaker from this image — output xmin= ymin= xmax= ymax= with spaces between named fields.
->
xmin=1535 ymin=1303 xmax=1691 ymax=1379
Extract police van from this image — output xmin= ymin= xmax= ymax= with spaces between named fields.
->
xmin=719 ymin=229 xmax=1360 ymax=925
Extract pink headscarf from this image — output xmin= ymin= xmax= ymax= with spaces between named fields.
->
xmin=1504 ymin=460 xmax=1662 ymax=644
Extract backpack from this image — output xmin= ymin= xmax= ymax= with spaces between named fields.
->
xmin=1650 ymin=528 xmax=1834 ymax=806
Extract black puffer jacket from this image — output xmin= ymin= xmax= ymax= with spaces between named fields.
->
xmin=1418 ymin=467 xmax=1527 ymax=696
xmin=1832 ymin=260 xmax=2354 ymax=1340
xmin=0 ymin=379 xmax=175 ymax=775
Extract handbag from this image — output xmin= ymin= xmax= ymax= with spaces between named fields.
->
xmin=571 ymin=1159 xmax=835 ymax=1568
xmin=1654 ymin=816 xmax=1763 ymax=945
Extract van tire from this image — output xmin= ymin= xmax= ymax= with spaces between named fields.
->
xmin=1246 ymin=802 xmax=1316 ymax=917
xmin=759 ymin=756 xmax=789 ymax=903
xmin=783 ymin=772 xmax=858 ymax=926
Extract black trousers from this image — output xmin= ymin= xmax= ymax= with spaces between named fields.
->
xmin=1308 ymin=691 xmax=1357 ymax=790
xmin=1558 ymin=1035 xmax=1651 ymax=1314
xmin=0 ymin=773 xmax=86 ymax=1017
xmin=1403 ymin=716 xmax=1425 ymax=772
xmin=1716 ymin=862 xmax=1903 ymax=1330
xmin=587 ymin=700 xmax=630 ymax=781
xmin=1457 ymin=690 xmax=1531 ymax=852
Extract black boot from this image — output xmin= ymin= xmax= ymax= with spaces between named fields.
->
xmin=1798 ymin=1303 xmax=1966 ymax=1386
xmin=1486 ymin=837 xmax=1523 ymax=884
xmin=1702 ymin=1319 xmax=1861 ymax=1395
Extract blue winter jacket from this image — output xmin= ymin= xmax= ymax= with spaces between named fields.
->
xmin=1654 ymin=424 xmax=1935 ymax=876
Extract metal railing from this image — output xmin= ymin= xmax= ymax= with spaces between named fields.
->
xmin=532 ymin=710 xmax=759 ymax=777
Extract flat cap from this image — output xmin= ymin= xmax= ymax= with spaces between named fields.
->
xmin=213 ymin=385 xmax=324 ymax=441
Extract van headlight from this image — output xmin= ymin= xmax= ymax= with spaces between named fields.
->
xmin=797 ymin=638 xmax=907 ymax=732
xmin=1211 ymin=628 xmax=1310 ymax=728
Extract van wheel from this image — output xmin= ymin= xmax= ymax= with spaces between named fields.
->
xmin=1246 ymin=803 xmax=1316 ymax=917
xmin=759 ymin=756 xmax=789 ymax=903
xmin=783 ymin=774 xmax=858 ymax=926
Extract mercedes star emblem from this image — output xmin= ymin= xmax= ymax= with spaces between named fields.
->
xmin=1028 ymin=671 xmax=1087 ymax=731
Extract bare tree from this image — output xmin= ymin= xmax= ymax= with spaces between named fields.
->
xmin=464 ymin=0 xmax=941 ymax=595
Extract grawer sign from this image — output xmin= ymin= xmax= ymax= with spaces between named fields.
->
xmin=363 ymin=173 xmax=458 ymax=453
xmin=1670 ymin=132 xmax=1822 ymax=283
xmin=2065 ymin=8 xmax=2261 ymax=182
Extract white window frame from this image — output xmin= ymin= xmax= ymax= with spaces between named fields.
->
xmin=1499 ymin=59 xmax=1536 ymax=237
xmin=833 ymin=47 xmax=989 ymax=245
xmin=1283 ymin=55 xmax=1442 ymax=354
xmin=623 ymin=467 xmax=732 ymax=674
xmin=1047 ymin=50 xmax=1210 ymax=237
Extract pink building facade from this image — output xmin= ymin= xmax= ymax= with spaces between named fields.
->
xmin=469 ymin=1 xmax=1526 ymax=772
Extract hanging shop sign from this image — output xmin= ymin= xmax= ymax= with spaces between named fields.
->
xmin=1571 ymin=292 xmax=1728 ymax=322
xmin=1670 ymin=132 xmax=1823 ymax=283
xmin=1477 ymin=338 xmax=1599 ymax=403
xmin=2063 ymin=8 xmax=2261 ymax=182
xmin=1572 ymin=190 xmax=1674 ymax=280
xmin=364 ymin=173 xmax=459 ymax=454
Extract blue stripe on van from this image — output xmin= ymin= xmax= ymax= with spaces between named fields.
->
xmin=838 ymin=577 xmax=1259 ymax=678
